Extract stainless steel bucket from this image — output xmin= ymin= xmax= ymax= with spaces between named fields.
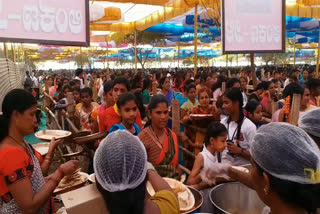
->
xmin=209 ymin=182 xmax=266 ymax=214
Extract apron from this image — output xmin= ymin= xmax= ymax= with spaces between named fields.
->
xmin=1 ymin=144 xmax=48 ymax=214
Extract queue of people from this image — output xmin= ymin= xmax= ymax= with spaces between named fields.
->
xmin=0 ymin=65 xmax=320 ymax=214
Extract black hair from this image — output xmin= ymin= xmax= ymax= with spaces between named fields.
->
xmin=73 ymin=79 xmax=81 ymax=86
xmin=75 ymin=68 xmax=83 ymax=77
xmin=283 ymin=82 xmax=304 ymax=100
xmin=133 ymin=90 xmax=146 ymax=120
xmin=145 ymin=95 xmax=168 ymax=127
xmin=62 ymin=84 xmax=72 ymax=92
xmin=200 ymin=74 xmax=208 ymax=83
xmin=212 ymin=75 xmax=227 ymax=92
xmin=59 ymin=84 xmax=72 ymax=100
xmin=72 ymin=87 xmax=81 ymax=93
xmin=185 ymin=84 xmax=196 ymax=93
xmin=282 ymin=82 xmax=305 ymax=122
xmin=185 ymin=79 xmax=194 ymax=87
xmin=61 ymin=77 xmax=69 ymax=84
xmin=131 ymin=73 xmax=143 ymax=90
xmin=80 ymin=87 xmax=93 ymax=97
xmin=195 ymin=73 xmax=201 ymax=80
xmin=226 ymin=78 xmax=240 ymax=89
xmin=96 ymin=178 xmax=146 ymax=214
xmin=307 ymin=78 xmax=320 ymax=92
xmin=255 ymin=162 xmax=320 ymax=214
xmin=159 ymin=77 xmax=168 ymax=89
xmin=103 ymin=80 xmax=114 ymax=93
xmin=148 ymin=94 xmax=168 ymax=113
xmin=69 ymin=80 xmax=76 ymax=87
xmin=204 ymin=121 xmax=227 ymax=146
xmin=116 ymin=93 xmax=137 ymax=109
xmin=245 ymin=99 xmax=261 ymax=114
xmin=113 ymin=76 xmax=130 ymax=91
xmin=0 ymin=89 xmax=37 ymax=142
xmin=271 ymin=79 xmax=279 ymax=84
xmin=155 ymin=72 xmax=161 ymax=81
xmin=255 ymin=83 xmax=265 ymax=91
xmin=142 ymin=78 xmax=151 ymax=92
xmin=224 ymin=88 xmax=244 ymax=140
xmin=262 ymin=81 xmax=272 ymax=90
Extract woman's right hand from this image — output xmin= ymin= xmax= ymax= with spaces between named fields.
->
xmin=59 ymin=160 xmax=79 ymax=176
xmin=201 ymin=163 xmax=231 ymax=185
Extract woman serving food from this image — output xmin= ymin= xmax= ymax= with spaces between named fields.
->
xmin=0 ymin=89 xmax=78 ymax=214
xmin=203 ymin=123 xmax=320 ymax=214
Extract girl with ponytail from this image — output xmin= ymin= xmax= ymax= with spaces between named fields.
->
xmin=221 ymin=88 xmax=257 ymax=166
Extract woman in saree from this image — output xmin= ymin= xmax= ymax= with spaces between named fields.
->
xmin=185 ymin=88 xmax=221 ymax=155
xmin=138 ymin=95 xmax=180 ymax=179
xmin=157 ymin=77 xmax=176 ymax=106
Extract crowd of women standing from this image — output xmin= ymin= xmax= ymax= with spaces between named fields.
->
xmin=0 ymin=64 xmax=320 ymax=214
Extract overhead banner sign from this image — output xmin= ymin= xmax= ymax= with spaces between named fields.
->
xmin=0 ymin=0 xmax=89 ymax=46
xmin=222 ymin=0 xmax=285 ymax=54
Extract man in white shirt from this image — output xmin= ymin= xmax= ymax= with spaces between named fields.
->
xmin=74 ymin=68 xmax=85 ymax=89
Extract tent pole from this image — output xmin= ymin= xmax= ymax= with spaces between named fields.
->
xmin=251 ymin=53 xmax=257 ymax=88
xmin=293 ymin=35 xmax=296 ymax=67
xmin=80 ymin=47 xmax=83 ymax=68
xmin=134 ymin=31 xmax=138 ymax=73
xmin=106 ymin=35 xmax=110 ymax=80
xmin=12 ymin=43 xmax=16 ymax=63
xmin=226 ymin=54 xmax=228 ymax=68
xmin=4 ymin=42 xmax=8 ymax=59
xmin=194 ymin=5 xmax=198 ymax=75
xmin=177 ymin=43 xmax=180 ymax=69
xmin=316 ymin=30 xmax=320 ymax=79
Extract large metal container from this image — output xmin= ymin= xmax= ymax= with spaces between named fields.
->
xmin=210 ymin=182 xmax=266 ymax=214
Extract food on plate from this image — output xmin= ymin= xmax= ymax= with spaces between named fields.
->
xmin=147 ymin=177 xmax=195 ymax=211
xmin=56 ymin=169 xmax=87 ymax=190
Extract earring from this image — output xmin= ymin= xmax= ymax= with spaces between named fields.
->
xmin=264 ymin=188 xmax=268 ymax=195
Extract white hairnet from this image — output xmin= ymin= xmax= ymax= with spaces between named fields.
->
xmin=298 ymin=108 xmax=320 ymax=138
xmin=93 ymin=130 xmax=147 ymax=192
xmin=251 ymin=122 xmax=320 ymax=184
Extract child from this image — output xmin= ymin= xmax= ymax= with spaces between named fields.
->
xmin=72 ymin=87 xmax=81 ymax=105
xmin=109 ymin=93 xmax=141 ymax=136
xmin=187 ymin=121 xmax=228 ymax=190
xmin=75 ymin=87 xmax=99 ymax=131
xmin=244 ymin=99 xmax=268 ymax=129
xmin=99 ymin=77 xmax=142 ymax=132
xmin=90 ymin=80 xmax=114 ymax=133
xmin=181 ymin=84 xmax=199 ymax=120
xmin=55 ymin=85 xmax=72 ymax=109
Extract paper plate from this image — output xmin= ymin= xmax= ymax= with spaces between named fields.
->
xmin=33 ymin=143 xmax=50 ymax=155
xmin=147 ymin=177 xmax=195 ymax=212
xmin=35 ymin=130 xmax=72 ymax=141
xmin=88 ymin=173 xmax=96 ymax=183
xmin=54 ymin=172 xmax=89 ymax=196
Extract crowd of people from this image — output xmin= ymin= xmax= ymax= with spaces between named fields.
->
xmin=0 ymin=64 xmax=319 ymax=214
